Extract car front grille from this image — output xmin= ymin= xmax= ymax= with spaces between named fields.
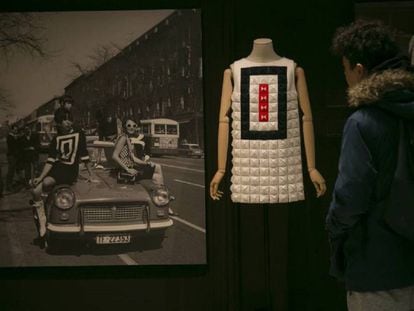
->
xmin=80 ymin=203 xmax=147 ymax=224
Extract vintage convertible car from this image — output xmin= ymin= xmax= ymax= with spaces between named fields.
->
xmin=40 ymin=142 xmax=174 ymax=250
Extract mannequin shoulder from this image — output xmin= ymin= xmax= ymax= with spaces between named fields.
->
xmin=222 ymin=68 xmax=233 ymax=84
xmin=295 ymin=66 xmax=308 ymax=82
xmin=295 ymin=66 xmax=305 ymax=76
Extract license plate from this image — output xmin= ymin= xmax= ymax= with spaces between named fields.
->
xmin=96 ymin=234 xmax=131 ymax=244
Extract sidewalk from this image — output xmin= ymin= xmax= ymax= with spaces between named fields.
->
xmin=0 ymin=188 xmax=32 ymax=212
xmin=0 ymin=159 xmax=32 ymax=212
xmin=0 ymin=194 xmax=32 ymax=214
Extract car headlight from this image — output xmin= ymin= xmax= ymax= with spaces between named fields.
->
xmin=152 ymin=187 xmax=170 ymax=206
xmin=54 ymin=188 xmax=75 ymax=210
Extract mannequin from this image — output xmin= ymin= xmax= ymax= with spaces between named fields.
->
xmin=246 ymin=38 xmax=281 ymax=62
xmin=210 ymin=38 xmax=326 ymax=202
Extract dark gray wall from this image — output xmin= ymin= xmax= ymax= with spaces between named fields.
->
xmin=0 ymin=0 xmax=357 ymax=310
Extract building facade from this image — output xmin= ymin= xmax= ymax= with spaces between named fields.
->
xmin=66 ymin=9 xmax=204 ymax=146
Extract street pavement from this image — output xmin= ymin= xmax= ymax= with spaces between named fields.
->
xmin=0 ymin=143 xmax=207 ymax=267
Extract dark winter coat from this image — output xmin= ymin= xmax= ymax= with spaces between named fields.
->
xmin=6 ymin=132 xmax=20 ymax=157
xmin=326 ymin=65 xmax=414 ymax=292
xmin=20 ymin=133 xmax=40 ymax=162
xmin=98 ymin=118 xmax=118 ymax=139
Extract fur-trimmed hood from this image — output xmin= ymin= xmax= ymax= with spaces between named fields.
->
xmin=348 ymin=68 xmax=414 ymax=119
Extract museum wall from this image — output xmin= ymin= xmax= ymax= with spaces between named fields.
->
xmin=3 ymin=0 xmax=399 ymax=310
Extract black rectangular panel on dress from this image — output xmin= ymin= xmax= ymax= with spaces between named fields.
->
xmin=240 ymin=66 xmax=287 ymax=140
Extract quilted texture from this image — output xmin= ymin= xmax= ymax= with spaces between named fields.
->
xmin=229 ymin=57 xmax=305 ymax=203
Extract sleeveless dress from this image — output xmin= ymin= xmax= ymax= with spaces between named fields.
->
xmin=115 ymin=134 xmax=155 ymax=180
xmin=115 ymin=134 xmax=135 ymax=168
xmin=230 ymin=57 xmax=305 ymax=203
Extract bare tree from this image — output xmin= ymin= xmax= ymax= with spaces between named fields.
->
xmin=0 ymin=13 xmax=50 ymax=121
xmin=0 ymin=87 xmax=14 ymax=121
xmin=0 ymin=13 xmax=48 ymax=59
xmin=69 ymin=42 xmax=122 ymax=77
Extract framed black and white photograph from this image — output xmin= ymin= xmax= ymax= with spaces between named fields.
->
xmin=0 ymin=9 xmax=206 ymax=267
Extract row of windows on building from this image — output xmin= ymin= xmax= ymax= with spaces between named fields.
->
xmin=79 ymin=94 xmax=196 ymax=126
xmin=81 ymin=58 xmax=202 ymax=100
xmin=119 ymin=97 xmax=189 ymax=116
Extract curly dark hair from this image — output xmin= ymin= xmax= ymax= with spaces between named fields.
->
xmin=332 ymin=19 xmax=399 ymax=71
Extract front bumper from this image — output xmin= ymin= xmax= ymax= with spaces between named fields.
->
xmin=47 ymin=219 xmax=173 ymax=233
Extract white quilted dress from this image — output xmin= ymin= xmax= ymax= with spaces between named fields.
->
xmin=230 ymin=57 xmax=305 ymax=203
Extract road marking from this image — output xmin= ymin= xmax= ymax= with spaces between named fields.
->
xmin=161 ymin=164 xmax=204 ymax=173
xmin=170 ymin=216 xmax=206 ymax=234
xmin=158 ymin=156 xmax=194 ymax=162
xmin=174 ymin=179 xmax=205 ymax=188
xmin=118 ymin=254 xmax=138 ymax=265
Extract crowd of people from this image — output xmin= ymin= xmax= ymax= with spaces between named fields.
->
xmin=0 ymin=94 xmax=173 ymax=243
xmin=0 ymin=95 xmax=162 ymax=198
xmin=1 ymin=123 xmax=40 ymax=197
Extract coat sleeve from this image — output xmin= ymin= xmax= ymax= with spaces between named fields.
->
xmin=46 ymin=137 xmax=58 ymax=165
xmin=326 ymin=117 xmax=378 ymax=277
xmin=78 ymin=131 xmax=90 ymax=162
xmin=6 ymin=135 xmax=11 ymax=149
xmin=326 ymin=118 xmax=378 ymax=237
xmin=34 ymin=133 xmax=41 ymax=152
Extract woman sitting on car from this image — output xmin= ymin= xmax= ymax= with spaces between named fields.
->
xmin=112 ymin=118 xmax=163 ymax=185
xmin=112 ymin=118 xmax=178 ymax=216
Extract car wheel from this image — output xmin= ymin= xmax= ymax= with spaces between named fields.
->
xmin=45 ymin=235 xmax=62 ymax=254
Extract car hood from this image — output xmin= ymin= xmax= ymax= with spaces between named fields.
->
xmin=72 ymin=169 xmax=152 ymax=203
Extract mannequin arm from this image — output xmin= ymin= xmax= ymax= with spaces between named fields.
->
xmin=296 ymin=66 xmax=326 ymax=197
xmin=210 ymin=69 xmax=233 ymax=200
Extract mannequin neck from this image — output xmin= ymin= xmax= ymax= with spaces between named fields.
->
xmin=246 ymin=38 xmax=281 ymax=62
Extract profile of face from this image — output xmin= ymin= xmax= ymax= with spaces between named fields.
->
xmin=125 ymin=120 xmax=137 ymax=135
xmin=342 ymin=57 xmax=366 ymax=87
xmin=63 ymin=101 xmax=73 ymax=110
xmin=60 ymin=119 xmax=73 ymax=133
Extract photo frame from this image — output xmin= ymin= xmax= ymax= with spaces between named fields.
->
xmin=0 ymin=9 xmax=207 ymax=268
